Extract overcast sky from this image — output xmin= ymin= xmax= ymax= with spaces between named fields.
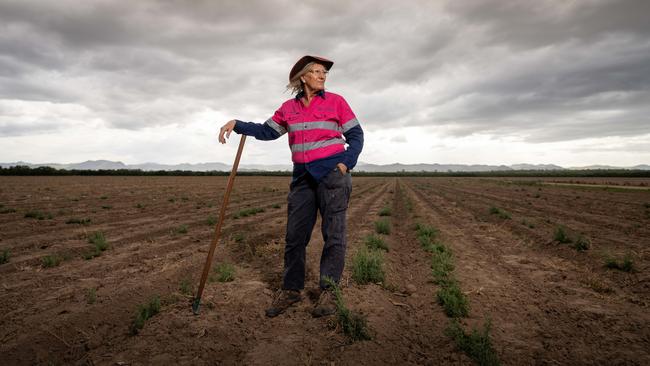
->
xmin=1 ymin=0 xmax=649 ymax=167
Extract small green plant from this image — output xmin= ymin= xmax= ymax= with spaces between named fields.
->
xmin=272 ymin=203 xmax=281 ymax=209
xmin=175 ymin=225 xmax=188 ymax=234
xmin=66 ymin=218 xmax=91 ymax=225
xmin=181 ymin=196 xmax=189 ymax=201
xmin=351 ymin=247 xmax=385 ymax=285
xmin=415 ymin=223 xmax=438 ymax=239
xmin=0 ymin=208 xmax=16 ymax=214
xmin=233 ymin=233 xmax=245 ymax=243
xmin=0 ymin=250 xmax=9 ymax=264
xmin=554 ymin=226 xmax=572 ymax=244
xmin=431 ymin=245 xmax=455 ymax=285
xmin=84 ymin=232 xmax=108 ymax=259
xmin=86 ymin=288 xmax=97 ymax=304
xmin=135 ymin=203 xmax=144 ymax=209
xmin=130 ymin=296 xmax=161 ymax=335
xmin=42 ymin=255 xmax=62 ymax=268
xmin=179 ymin=278 xmax=193 ymax=295
xmin=521 ymin=219 xmax=535 ymax=229
xmin=489 ymin=206 xmax=511 ymax=220
xmin=416 ymin=223 xmax=440 ymax=252
xmin=233 ymin=207 xmax=264 ymax=219
xmin=206 ymin=215 xmax=217 ymax=226
xmin=437 ymin=281 xmax=469 ymax=318
xmin=378 ymin=206 xmax=391 ymax=216
xmin=605 ymin=254 xmax=635 ymax=272
xmin=25 ymin=210 xmax=50 ymax=220
xmin=364 ymin=234 xmax=389 ymax=251
xmin=100 ymin=196 xmax=108 ymax=200
xmin=446 ymin=319 xmax=500 ymax=366
xmin=88 ymin=232 xmax=108 ymax=251
xmin=374 ymin=219 xmax=390 ymax=235
xmin=101 ymin=205 xmax=112 ymax=210
xmin=572 ymin=235 xmax=590 ymax=251
xmin=324 ymin=277 xmax=371 ymax=341
xmin=210 ymin=263 xmax=235 ymax=282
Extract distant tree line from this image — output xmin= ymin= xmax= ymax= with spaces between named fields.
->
xmin=1 ymin=165 xmax=649 ymax=177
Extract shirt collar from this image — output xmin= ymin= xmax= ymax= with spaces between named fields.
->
xmin=295 ymin=89 xmax=326 ymax=100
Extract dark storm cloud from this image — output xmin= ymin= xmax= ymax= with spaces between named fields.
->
xmin=0 ymin=0 xmax=648 ymax=144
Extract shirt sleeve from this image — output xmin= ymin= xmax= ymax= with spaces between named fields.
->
xmin=337 ymin=96 xmax=361 ymax=133
xmin=232 ymin=107 xmax=288 ymax=141
xmin=336 ymin=96 xmax=364 ymax=170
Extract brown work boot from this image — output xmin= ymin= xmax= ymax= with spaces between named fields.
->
xmin=265 ymin=289 xmax=301 ymax=318
xmin=311 ymin=289 xmax=337 ymax=318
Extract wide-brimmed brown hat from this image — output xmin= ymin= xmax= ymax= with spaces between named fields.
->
xmin=289 ymin=55 xmax=334 ymax=81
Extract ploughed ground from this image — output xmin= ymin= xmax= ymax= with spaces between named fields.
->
xmin=0 ymin=176 xmax=648 ymax=365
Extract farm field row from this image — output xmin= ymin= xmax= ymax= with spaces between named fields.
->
xmin=0 ymin=176 xmax=648 ymax=365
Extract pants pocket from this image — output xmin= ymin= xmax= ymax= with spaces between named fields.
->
xmin=322 ymin=170 xmax=351 ymax=214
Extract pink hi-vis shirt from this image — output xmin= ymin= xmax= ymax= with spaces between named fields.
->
xmin=264 ymin=92 xmax=360 ymax=164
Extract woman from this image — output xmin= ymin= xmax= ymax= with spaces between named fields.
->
xmin=219 ymin=55 xmax=364 ymax=318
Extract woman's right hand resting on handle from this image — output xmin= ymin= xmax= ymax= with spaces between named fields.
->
xmin=218 ymin=120 xmax=237 ymax=144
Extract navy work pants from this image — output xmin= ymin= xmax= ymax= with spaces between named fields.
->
xmin=283 ymin=168 xmax=352 ymax=290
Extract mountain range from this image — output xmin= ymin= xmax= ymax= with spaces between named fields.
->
xmin=2 ymin=160 xmax=649 ymax=172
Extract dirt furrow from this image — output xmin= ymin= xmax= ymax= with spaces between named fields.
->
xmin=402 ymin=178 xmax=650 ymax=365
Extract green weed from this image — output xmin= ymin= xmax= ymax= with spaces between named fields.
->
xmin=324 ymin=277 xmax=371 ymax=342
xmin=0 ymin=208 xmax=16 ymax=214
xmin=572 ymin=235 xmax=590 ymax=251
xmin=130 ymin=296 xmax=161 ymax=335
xmin=101 ymin=205 xmax=112 ymax=210
xmin=378 ymin=206 xmax=392 ymax=216
xmin=211 ymin=263 xmax=235 ymax=282
xmin=520 ymin=219 xmax=535 ymax=229
xmin=437 ymin=281 xmax=469 ymax=318
xmin=489 ymin=207 xmax=511 ymax=220
xmin=42 ymin=255 xmax=62 ymax=268
xmin=351 ymin=247 xmax=385 ymax=285
xmin=175 ymin=225 xmax=188 ymax=234
xmin=364 ymin=234 xmax=389 ymax=251
xmin=415 ymin=223 xmax=438 ymax=239
xmin=135 ymin=203 xmax=144 ymax=209
xmin=179 ymin=278 xmax=193 ymax=295
xmin=233 ymin=233 xmax=245 ymax=243
xmin=554 ymin=226 xmax=571 ymax=244
xmin=374 ymin=219 xmax=390 ymax=235
xmin=272 ymin=203 xmax=281 ymax=209
xmin=431 ymin=246 xmax=455 ymax=285
xmin=66 ymin=218 xmax=91 ymax=225
xmin=0 ymin=249 xmax=9 ymax=264
xmin=446 ymin=319 xmax=500 ymax=366
xmin=206 ymin=215 xmax=217 ymax=226
xmin=84 ymin=232 xmax=108 ymax=259
xmin=605 ymin=254 xmax=635 ymax=272
xmin=234 ymin=207 xmax=264 ymax=219
xmin=100 ymin=196 xmax=108 ymax=200
xmin=25 ymin=210 xmax=51 ymax=220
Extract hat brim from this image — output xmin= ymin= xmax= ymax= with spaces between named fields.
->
xmin=289 ymin=55 xmax=334 ymax=81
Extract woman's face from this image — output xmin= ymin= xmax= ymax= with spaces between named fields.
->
xmin=302 ymin=63 xmax=328 ymax=92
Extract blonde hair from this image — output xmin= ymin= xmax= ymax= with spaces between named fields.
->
xmin=286 ymin=61 xmax=316 ymax=95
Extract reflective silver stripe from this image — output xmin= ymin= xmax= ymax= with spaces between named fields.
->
xmin=290 ymin=138 xmax=345 ymax=153
xmin=341 ymin=117 xmax=359 ymax=133
xmin=264 ymin=118 xmax=287 ymax=135
xmin=288 ymin=121 xmax=340 ymax=133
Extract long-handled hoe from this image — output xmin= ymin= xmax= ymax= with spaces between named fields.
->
xmin=192 ymin=135 xmax=246 ymax=314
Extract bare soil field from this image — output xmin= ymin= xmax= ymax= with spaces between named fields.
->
xmin=1 ymin=176 xmax=648 ymax=365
